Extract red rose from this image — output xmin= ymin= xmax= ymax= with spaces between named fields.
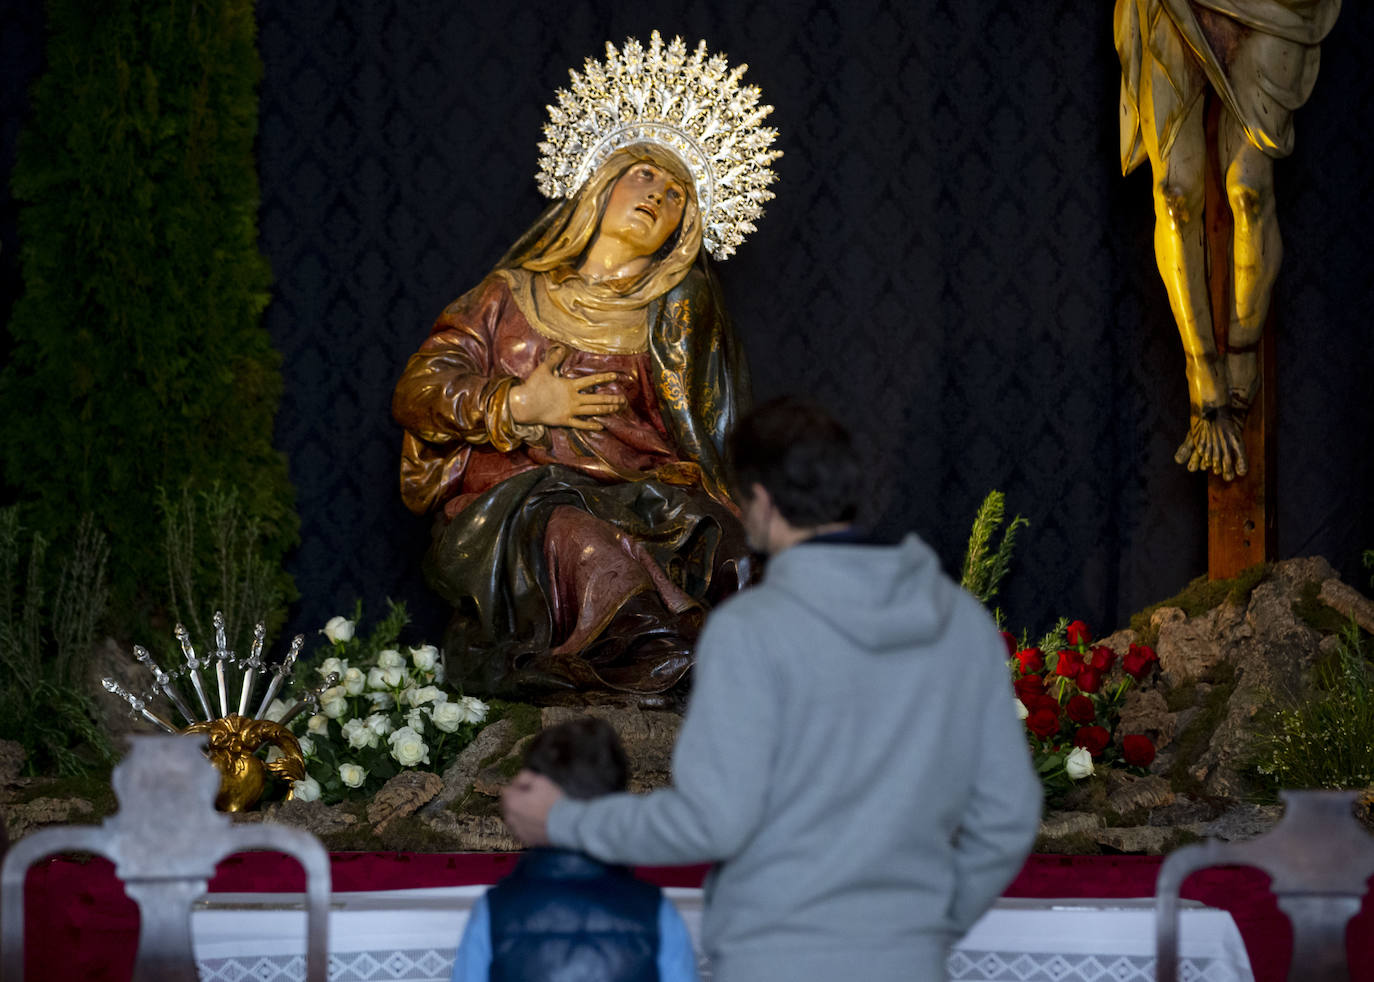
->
xmin=1054 ymin=649 xmax=1084 ymax=678
xmin=1122 ymin=734 xmax=1156 ymax=767
xmin=1073 ymin=724 xmax=1110 ymax=757
xmin=1076 ymin=668 xmax=1103 ymax=694
xmin=1123 ymin=643 xmax=1159 ymax=680
xmin=1027 ymin=707 xmax=1061 ymax=739
xmin=1024 ymin=693 xmax=1058 ymax=714
xmin=1013 ymin=675 xmax=1046 ymax=704
xmin=1089 ymin=646 xmax=1116 ymax=672
xmin=1066 ymin=694 xmax=1096 ymax=724
xmin=1014 ymin=648 xmax=1045 ymax=675
xmin=1001 ymin=631 xmax=1018 ymax=658
xmin=1066 ymin=620 xmax=1092 ymax=646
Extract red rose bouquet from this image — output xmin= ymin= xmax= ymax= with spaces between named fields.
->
xmin=1008 ymin=618 xmax=1159 ymax=800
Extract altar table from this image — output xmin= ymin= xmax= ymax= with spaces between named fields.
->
xmin=14 ymin=852 xmax=1374 ymax=982
xmin=190 ymin=888 xmax=1254 ymax=982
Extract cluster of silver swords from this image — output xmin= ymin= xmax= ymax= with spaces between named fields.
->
xmin=102 ymin=611 xmax=334 ymax=734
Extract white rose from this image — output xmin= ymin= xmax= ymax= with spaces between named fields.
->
xmin=264 ymin=698 xmax=290 ymax=723
xmin=319 ymin=656 xmax=347 ymax=679
xmin=405 ymin=708 xmax=426 ymax=730
xmin=321 ymin=617 xmax=355 ymax=645
xmin=366 ymin=690 xmax=394 ymax=710
xmin=291 ymin=776 xmax=321 ymax=802
xmin=433 ymin=662 xmax=446 ymax=684
xmin=296 ymin=735 xmax=315 ymax=757
xmin=367 ymin=666 xmax=388 ymax=690
xmin=456 ymin=695 xmax=489 ymax=724
xmin=265 ymin=745 xmax=283 ymax=764
xmin=1015 ymin=699 xmax=1029 ymax=720
xmin=409 ymin=644 xmax=439 ymax=672
xmin=320 ymin=686 xmax=349 ymax=719
xmin=430 ymin=701 xmax=465 ymax=733
xmin=389 ymin=727 xmax=430 ymax=767
xmin=338 ymin=763 xmax=368 ymax=788
xmin=407 ymin=685 xmax=442 ymax=707
xmin=342 ymin=717 xmax=377 ymax=749
xmin=377 ymin=648 xmax=405 ymax=669
xmin=365 ymin=713 xmax=394 ymax=737
xmin=1065 ymin=746 xmax=1095 ymax=781
xmin=381 ymin=666 xmax=405 ymax=688
xmin=306 ymin=714 xmax=330 ymax=736
xmin=342 ymin=667 xmax=367 ymax=696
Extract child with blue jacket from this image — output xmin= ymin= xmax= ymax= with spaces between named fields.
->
xmin=451 ymin=716 xmax=699 ymax=982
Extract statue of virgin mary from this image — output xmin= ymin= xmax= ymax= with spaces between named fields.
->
xmin=392 ymin=32 xmax=781 ymax=704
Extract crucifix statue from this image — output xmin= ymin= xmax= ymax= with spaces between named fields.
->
xmin=1115 ymin=0 xmax=1340 ymax=575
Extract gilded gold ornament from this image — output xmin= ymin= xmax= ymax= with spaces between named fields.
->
xmin=184 ymin=715 xmax=306 ymax=812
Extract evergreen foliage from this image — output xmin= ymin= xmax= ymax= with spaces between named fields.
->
xmin=960 ymin=490 xmax=1029 ymax=610
xmin=0 ymin=0 xmax=296 ymax=631
xmin=0 ymin=507 xmax=116 ymax=776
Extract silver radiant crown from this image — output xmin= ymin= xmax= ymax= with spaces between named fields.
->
xmin=536 ymin=30 xmax=783 ymax=261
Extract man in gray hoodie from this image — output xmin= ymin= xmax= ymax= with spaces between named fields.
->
xmin=503 ymin=397 xmax=1042 ymax=982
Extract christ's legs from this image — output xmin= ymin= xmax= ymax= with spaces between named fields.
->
xmin=1220 ymin=115 xmax=1280 ymax=417
xmin=1142 ymin=92 xmax=1246 ymax=479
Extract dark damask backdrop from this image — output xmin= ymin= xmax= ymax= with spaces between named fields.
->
xmin=4 ymin=1 xmax=1373 ymax=648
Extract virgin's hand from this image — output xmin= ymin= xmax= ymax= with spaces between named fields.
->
xmin=501 ymin=769 xmax=564 ymax=846
xmin=508 ymin=345 xmax=625 ymax=430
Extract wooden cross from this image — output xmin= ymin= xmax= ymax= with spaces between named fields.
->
xmin=1203 ymin=101 xmax=1276 ymax=580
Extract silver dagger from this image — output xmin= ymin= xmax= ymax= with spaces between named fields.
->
xmin=237 ymin=623 xmax=266 ymax=718
xmin=175 ymin=623 xmax=214 ymax=721
xmin=213 ymin=611 xmax=231 ymax=718
xmin=277 ymin=671 xmax=340 ymax=728
xmin=132 ymin=644 xmax=199 ymax=726
xmin=102 ymin=678 xmax=178 ymax=734
xmin=255 ymin=634 xmax=304 ymax=720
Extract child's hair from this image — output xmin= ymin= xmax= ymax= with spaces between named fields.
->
xmin=523 ymin=716 xmax=630 ymax=799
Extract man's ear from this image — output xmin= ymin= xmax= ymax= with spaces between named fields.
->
xmin=749 ymin=482 xmax=771 ymax=511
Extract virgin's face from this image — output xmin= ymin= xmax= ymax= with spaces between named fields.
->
xmin=598 ymin=162 xmax=687 ymax=257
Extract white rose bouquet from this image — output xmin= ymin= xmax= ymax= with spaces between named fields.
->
xmin=286 ymin=600 xmax=490 ymax=803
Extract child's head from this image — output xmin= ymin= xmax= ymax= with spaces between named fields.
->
xmin=523 ymin=717 xmax=629 ymax=799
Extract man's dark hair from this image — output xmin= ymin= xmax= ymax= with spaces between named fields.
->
xmin=728 ymin=396 xmax=863 ymax=527
xmin=523 ymin=717 xmax=630 ymax=800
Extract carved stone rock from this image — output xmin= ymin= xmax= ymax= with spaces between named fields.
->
xmin=539 ymin=705 xmax=681 ymax=787
xmin=1039 ymin=811 xmax=1103 ymax=840
xmin=368 ymin=771 xmax=443 ymax=834
xmin=4 ymin=796 xmax=94 ymax=841
xmin=1093 ymin=826 xmax=1184 ymax=855
xmin=1105 ymin=774 xmax=1175 ymax=817
xmin=0 ymin=740 xmax=27 ymax=788
xmin=1320 ymin=577 xmax=1374 ymax=635
xmin=1185 ymin=803 xmax=1285 ymax=842
xmin=421 ymin=718 xmax=517 ymax=816
xmin=1190 ymin=566 xmax=1325 ymax=797
xmin=1148 ymin=796 xmax=1223 ymax=828
xmin=263 ymin=798 xmax=360 ymax=837
xmin=418 ymin=812 xmax=521 ymax=852
xmin=1155 ymin=601 xmax=1246 ymax=684
xmin=1116 ymin=689 xmax=1176 ymax=752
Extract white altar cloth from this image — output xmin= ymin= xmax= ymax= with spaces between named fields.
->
xmin=191 ymin=888 xmax=1253 ymax=982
